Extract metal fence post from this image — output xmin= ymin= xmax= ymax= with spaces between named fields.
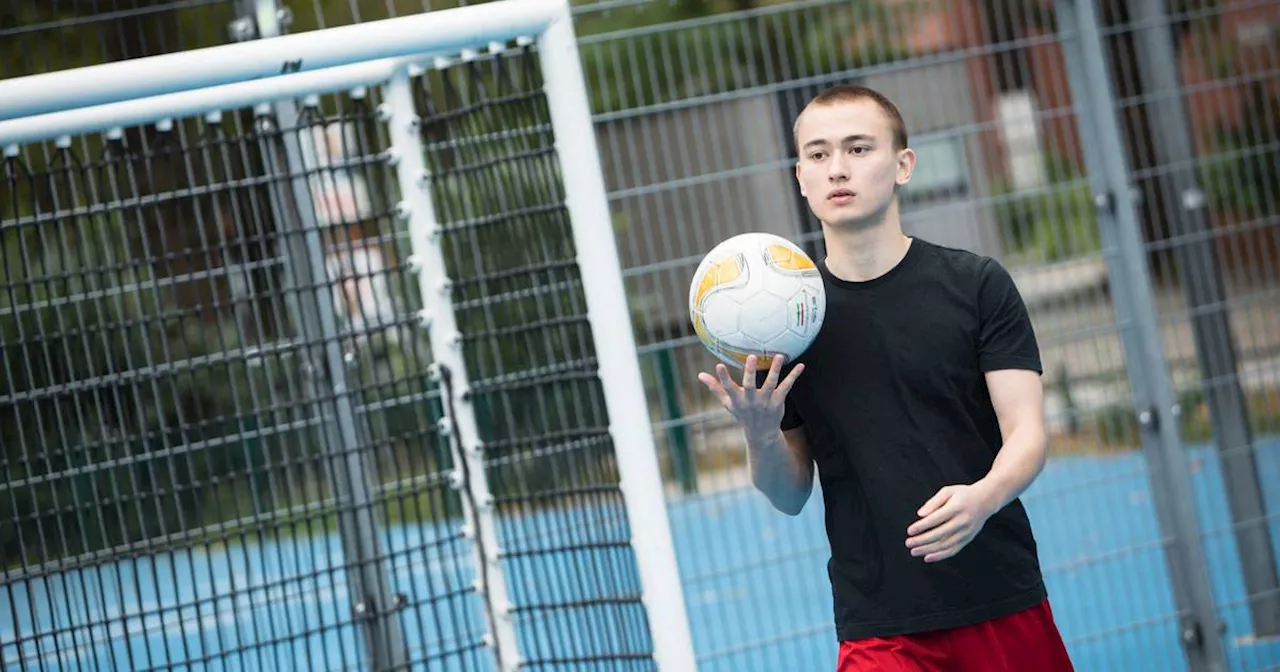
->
xmin=1054 ymin=0 xmax=1229 ymax=669
xmin=1127 ymin=0 xmax=1280 ymax=638
xmin=654 ymin=348 xmax=697 ymax=494
xmin=237 ymin=2 xmax=409 ymax=669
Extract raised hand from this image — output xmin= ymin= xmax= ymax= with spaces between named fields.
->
xmin=697 ymin=354 xmax=805 ymax=432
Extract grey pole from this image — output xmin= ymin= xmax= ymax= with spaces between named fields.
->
xmin=1054 ymin=0 xmax=1228 ymax=669
xmin=239 ymin=1 xmax=409 ymax=669
xmin=1127 ymin=0 xmax=1280 ymax=638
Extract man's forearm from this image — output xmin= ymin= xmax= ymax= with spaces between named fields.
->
xmin=743 ymin=424 xmax=812 ymax=515
xmin=977 ymin=423 xmax=1047 ymax=512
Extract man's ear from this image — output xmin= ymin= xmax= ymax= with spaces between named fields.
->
xmin=896 ymin=148 xmax=916 ymax=187
xmin=795 ymin=162 xmax=806 ymax=197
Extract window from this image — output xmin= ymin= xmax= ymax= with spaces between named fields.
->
xmin=904 ymin=133 xmax=970 ymax=202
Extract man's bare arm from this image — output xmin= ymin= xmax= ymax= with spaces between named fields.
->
xmin=975 ymin=368 xmax=1048 ymax=510
xmin=698 ymin=355 xmax=811 ymax=515
xmin=745 ymin=426 xmax=813 ymax=515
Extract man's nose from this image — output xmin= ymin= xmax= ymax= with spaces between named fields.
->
xmin=828 ymin=155 xmax=849 ymax=181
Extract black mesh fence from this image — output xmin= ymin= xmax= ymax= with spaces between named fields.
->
xmin=0 ymin=83 xmax=491 ymax=670
xmin=413 ymin=47 xmax=656 ymax=669
xmin=4 ymin=0 xmax=1280 ymax=670
xmin=1096 ymin=0 xmax=1280 ymax=667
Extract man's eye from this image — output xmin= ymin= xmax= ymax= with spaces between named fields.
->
xmin=810 ymin=151 xmax=827 ymax=160
xmin=850 ymin=146 xmax=869 ymax=155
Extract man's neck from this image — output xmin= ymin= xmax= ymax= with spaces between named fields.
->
xmin=822 ymin=210 xmax=913 ymax=283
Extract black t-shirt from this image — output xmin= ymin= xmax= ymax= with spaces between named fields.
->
xmin=778 ymin=237 xmax=1047 ymax=641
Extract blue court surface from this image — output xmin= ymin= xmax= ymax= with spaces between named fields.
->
xmin=4 ymin=438 xmax=1279 ymax=671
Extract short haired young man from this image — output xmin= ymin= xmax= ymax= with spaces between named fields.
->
xmin=697 ymin=84 xmax=1076 ymax=671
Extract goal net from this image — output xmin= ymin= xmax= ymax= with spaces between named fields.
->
xmin=0 ymin=1 xmax=695 ymax=670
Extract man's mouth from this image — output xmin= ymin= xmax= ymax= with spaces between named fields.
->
xmin=829 ymin=189 xmax=854 ymax=202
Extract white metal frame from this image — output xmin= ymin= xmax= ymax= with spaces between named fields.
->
xmin=0 ymin=57 xmax=417 ymax=147
xmin=385 ymin=63 xmax=526 ymax=668
xmin=0 ymin=1 xmax=698 ymax=670
xmin=0 ymin=0 xmax=559 ymax=123
xmin=537 ymin=12 xmax=699 ymax=670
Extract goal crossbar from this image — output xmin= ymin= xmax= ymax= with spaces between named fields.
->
xmin=1 ymin=56 xmax=419 ymax=147
xmin=0 ymin=0 xmax=557 ymax=124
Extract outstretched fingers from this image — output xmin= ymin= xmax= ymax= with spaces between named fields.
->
xmin=741 ymin=354 xmax=760 ymax=390
xmin=696 ymin=371 xmax=734 ymax=409
xmin=701 ymin=354 xmax=804 ymax=416
xmin=774 ymin=361 xmax=805 ymax=399
xmin=714 ymin=363 xmax=743 ymax=400
xmin=757 ymin=354 xmax=784 ymax=391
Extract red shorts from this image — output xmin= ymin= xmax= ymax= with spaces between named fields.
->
xmin=837 ymin=600 xmax=1075 ymax=672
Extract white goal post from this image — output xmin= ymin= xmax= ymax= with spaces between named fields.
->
xmin=0 ymin=0 xmax=698 ymax=670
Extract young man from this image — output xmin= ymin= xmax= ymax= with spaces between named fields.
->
xmin=696 ymin=84 xmax=1075 ymax=671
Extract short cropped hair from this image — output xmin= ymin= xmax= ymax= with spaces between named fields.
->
xmin=793 ymin=84 xmax=909 ymax=151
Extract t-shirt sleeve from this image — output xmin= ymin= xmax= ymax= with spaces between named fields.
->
xmin=977 ymin=258 xmax=1043 ymax=374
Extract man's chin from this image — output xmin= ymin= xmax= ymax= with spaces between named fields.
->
xmin=824 ymin=211 xmax=880 ymax=231
xmin=821 ymin=198 xmax=896 ymax=231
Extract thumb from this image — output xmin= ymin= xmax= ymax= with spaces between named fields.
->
xmin=918 ymin=486 xmax=954 ymax=517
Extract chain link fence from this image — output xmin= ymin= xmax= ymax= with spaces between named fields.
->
xmin=3 ymin=0 xmax=1278 ymax=670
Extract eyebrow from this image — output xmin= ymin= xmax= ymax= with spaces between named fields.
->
xmin=802 ymin=134 xmax=876 ymax=150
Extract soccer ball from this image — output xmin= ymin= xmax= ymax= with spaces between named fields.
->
xmin=688 ymin=232 xmax=826 ymax=369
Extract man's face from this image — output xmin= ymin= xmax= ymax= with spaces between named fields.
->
xmin=793 ymin=98 xmax=915 ymax=229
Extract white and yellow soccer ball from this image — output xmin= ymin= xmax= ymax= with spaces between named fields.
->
xmin=688 ymin=232 xmax=826 ymax=369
